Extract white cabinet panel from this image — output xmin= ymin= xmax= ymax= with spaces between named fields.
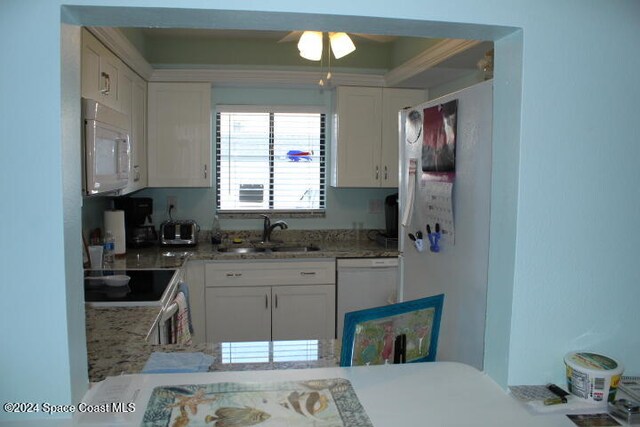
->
xmin=81 ymin=29 xmax=121 ymax=111
xmin=130 ymin=77 xmax=147 ymax=190
xmin=205 ymin=286 xmax=272 ymax=343
xmin=205 ymin=260 xmax=335 ymax=287
xmin=331 ymin=86 xmax=425 ymax=188
xmin=332 ymin=87 xmax=382 ymax=187
xmin=204 ymin=260 xmax=336 ymax=342
xmin=118 ymin=69 xmax=147 ymax=194
xmin=272 ymin=284 xmax=336 ymax=341
xmin=147 ymin=82 xmax=212 ymax=187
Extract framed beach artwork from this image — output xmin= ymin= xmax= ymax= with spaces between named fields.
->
xmin=340 ymin=294 xmax=444 ymax=367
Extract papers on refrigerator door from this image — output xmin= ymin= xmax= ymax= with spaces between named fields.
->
xmin=420 ymin=174 xmax=455 ymax=245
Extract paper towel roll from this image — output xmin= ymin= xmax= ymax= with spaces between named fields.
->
xmin=104 ymin=210 xmax=126 ymax=255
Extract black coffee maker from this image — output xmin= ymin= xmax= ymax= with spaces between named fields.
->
xmin=384 ymin=193 xmax=399 ymax=238
xmin=114 ymin=197 xmax=158 ymax=247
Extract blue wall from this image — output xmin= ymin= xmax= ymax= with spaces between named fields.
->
xmin=2 ymin=0 xmax=640 ymax=422
xmin=136 ymin=86 xmax=396 ymax=231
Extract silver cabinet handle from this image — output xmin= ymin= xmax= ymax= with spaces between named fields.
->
xmin=204 ymin=164 xmax=208 ymax=179
xmin=275 ymin=294 xmax=278 ymax=308
xmin=265 ymin=294 xmax=268 ymax=309
xmin=225 ymin=272 xmax=242 ymax=277
xmin=100 ymin=71 xmax=111 ymax=95
xmin=300 ymin=271 xmax=316 ymax=276
xmin=384 ymin=165 xmax=388 ymax=180
xmin=375 ymin=165 xmax=379 ymax=180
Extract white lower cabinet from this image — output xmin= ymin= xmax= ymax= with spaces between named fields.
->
xmin=271 ymin=284 xmax=335 ymax=341
xmin=206 ymin=287 xmax=273 ymax=342
xmin=204 ymin=260 xmax=336 ymax=343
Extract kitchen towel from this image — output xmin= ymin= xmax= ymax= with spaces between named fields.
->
xmin=142 ymin=352 xmax=213 ymax=374
xmin=103 ymin=210 xmax=126 ymax=255
xmin=171 ymin=291 xmax=192 ymax=345
xmin=178 ymin=282 xmax=194 ymax=334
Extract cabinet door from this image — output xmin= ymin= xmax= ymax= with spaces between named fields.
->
xmin=119 ymin=69 xmax=147 ymax=194
xmin=205 ymin=287 xmax=271 ymax=343
xmin=130 ymin=75 xmax=147 ymax=190
xmin=147 ymin=82 xmax=212 ymax=187
xmin=81 ymin=30 xmax=120 ymax=111
xmin=81 ymin=31 xmax=101 ymax=102
xmin=271 ymin=285 xmax=336 ymax=340
xmin=381 ymin=88 xmax=426 ymax=187
xmin=332 ymin=87 xmax=382 ymax=187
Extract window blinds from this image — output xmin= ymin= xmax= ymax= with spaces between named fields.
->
xmin=216 ymin=108 xmax=326 ymax=212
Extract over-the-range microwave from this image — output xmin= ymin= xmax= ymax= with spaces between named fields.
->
xmin=82 ymin=98 xmax=130 ymax=196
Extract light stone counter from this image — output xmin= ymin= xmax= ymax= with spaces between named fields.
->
xmin=85 ymin=229 xmax=390 ymax=382
xmin=106 ymin=229 xmax=399 ymax=270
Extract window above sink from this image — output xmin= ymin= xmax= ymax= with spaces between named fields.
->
xmin=216 ymin=105 xmax=326 ymax=216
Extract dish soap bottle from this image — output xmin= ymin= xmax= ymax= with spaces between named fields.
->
xmin=211 ymin=215 xmax=222 ymax=244
xmin=103 ymin=230 xmax=115 ymax=267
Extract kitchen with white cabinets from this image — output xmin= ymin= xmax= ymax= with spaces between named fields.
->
xmin=6 ymin=3 xmax=640 ymax=426
xmin=76 ymin=28 xmax=496 ymax=374
xmin=77 ymin=25 xmax=488 ymax=384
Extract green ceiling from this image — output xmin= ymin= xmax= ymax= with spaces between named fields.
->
xmin=120 ymin=28 xmax=442 ymax=72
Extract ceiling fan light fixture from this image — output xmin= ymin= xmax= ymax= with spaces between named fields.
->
xmin=329 ymin=32 xmax=356 ymax=59
xmin=298 ymin=31 xmax=323 ymax=61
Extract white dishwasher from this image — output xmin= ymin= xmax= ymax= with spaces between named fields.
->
xmin=336 ymin=257 xmax=399 ymax=340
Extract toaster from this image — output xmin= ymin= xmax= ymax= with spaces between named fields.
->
xmin=160 ymin=220 xmax=199 ymax=246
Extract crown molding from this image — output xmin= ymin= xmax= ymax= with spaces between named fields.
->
xmin=384 ymin=39 xmax=481 ymax=87
xmin=85 ymin=28 xmax=477 ymax=89
xmin=86 ymin=27 xmax=154 ymax=80
xmin=149 ymin=68 xmax=386 ymax=88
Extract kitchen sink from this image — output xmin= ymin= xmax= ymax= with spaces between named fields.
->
xmin=216 ymin=245 xmax=320 ymax=254
xmin=216 ymin=247 xmax=267 ymax=254
xmin=270 ymin=245 xmax=320 ymax=252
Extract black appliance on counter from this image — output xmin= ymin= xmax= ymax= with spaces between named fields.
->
xmin=114 ymin=197 xmax=158 ymax=248
xmin=375 ymin=193 xmax=399 ymax=248
xmin=384 ymin=193 xmax=399 ymax=238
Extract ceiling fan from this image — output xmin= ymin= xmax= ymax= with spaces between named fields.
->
xmin=278 ymin=30 xmax=393 ymax=61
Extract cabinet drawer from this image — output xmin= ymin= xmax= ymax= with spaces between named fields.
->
xmin=205 ymin=259 xmax=335 ymax=287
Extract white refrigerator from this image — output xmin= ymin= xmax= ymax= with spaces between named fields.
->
xmin=398 ymin=80 xmax=493 ymax=370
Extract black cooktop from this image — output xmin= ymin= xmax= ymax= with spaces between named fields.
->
xmin=84 ymin=269 xmax=177 ymax=304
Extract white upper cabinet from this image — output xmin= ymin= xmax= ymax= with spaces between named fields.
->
xmin=120 ymin=68 xmax=147 ymax=194
xmin=81 ymin=29 xmax=122 ymax=111
xmin=147 ymin=82 xmax=212 ymax=188
xmin=331 ymin=86 xmax=426 ymax=187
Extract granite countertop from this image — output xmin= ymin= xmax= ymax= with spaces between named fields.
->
xmin=85 ymin=304 xmax=340 ymax=382
xmin=85 ymin=229 xmax=389 ymax=382
xmin=105 ymin=229 xmax=399 ymax=270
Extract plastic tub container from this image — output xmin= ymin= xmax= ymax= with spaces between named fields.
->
xmin=565 ymin=352 xmax=624 ymax=404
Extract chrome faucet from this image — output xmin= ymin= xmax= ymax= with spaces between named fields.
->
xmin=261 ymin=214 xmax=288 ymax=243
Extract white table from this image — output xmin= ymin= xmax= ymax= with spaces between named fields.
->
xmin=72 ymin=362 xmax=593 ymax=426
